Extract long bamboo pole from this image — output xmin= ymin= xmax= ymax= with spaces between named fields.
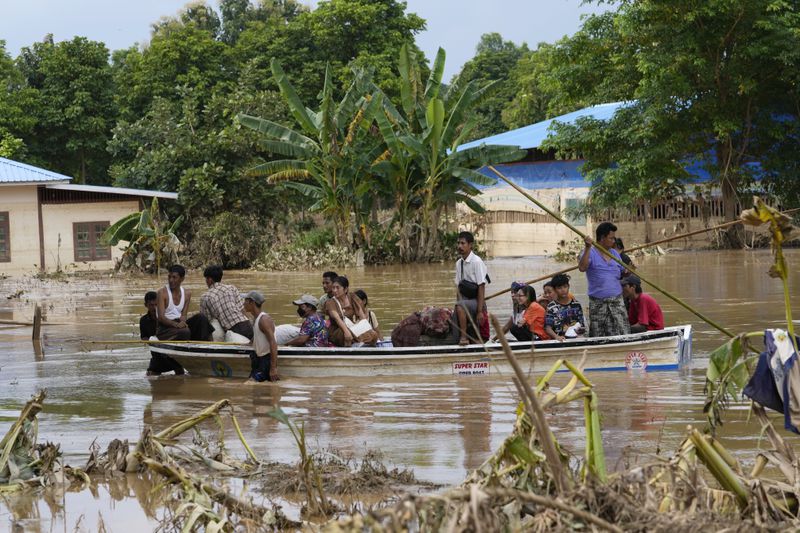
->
xmin=83 ymin=339 xmax=247 ymax=346
xmin=485 ymin=202 xmax=799 ymax=301
xmin=487 ymin=165 xmax=737 ymax=339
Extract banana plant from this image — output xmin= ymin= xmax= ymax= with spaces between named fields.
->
xmin=103 ymin=197 xmax=183 ymax=274
xmin=237 ymin=60 xmax=380 ymax=250
xmin=372 ymin=44 xmax=526 ymax=261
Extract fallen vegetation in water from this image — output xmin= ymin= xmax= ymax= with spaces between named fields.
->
xmin=319 ymin=314 xmax=800 ymax=532
xmin=1 ymin=392 xmax=435 ymax=531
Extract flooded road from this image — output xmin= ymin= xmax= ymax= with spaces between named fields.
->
xmin=1 ymin=249 xmax=799 ymax=529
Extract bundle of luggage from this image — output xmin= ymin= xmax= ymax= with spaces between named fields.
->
xmin=391 ymin=306 xmax=453 ymax=347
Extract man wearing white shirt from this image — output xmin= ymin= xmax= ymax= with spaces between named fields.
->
xmin=453 ymin=231 xmax=490 ymax=345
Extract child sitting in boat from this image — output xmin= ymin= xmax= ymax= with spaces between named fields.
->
xmin=544 ymin=274 xmax=586 ymax=342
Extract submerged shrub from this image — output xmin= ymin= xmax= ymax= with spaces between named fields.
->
xmin=254 ymin=243 xmax=356 ymax=271
xmin=188 ymin=212 xmax=273 ymax=269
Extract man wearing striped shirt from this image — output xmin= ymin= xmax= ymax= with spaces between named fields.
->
xmin=200 ymin=265 xmax=254 ymax=340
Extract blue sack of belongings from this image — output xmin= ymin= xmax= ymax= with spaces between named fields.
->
xmin=743 ymin=329 xmax=800 ymax=434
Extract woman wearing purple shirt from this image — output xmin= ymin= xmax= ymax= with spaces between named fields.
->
xmin=578 ymin=222 xmax=631 ymax=337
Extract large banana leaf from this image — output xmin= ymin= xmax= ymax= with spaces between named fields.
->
xmin=398 ymin=44 xmax=418 ymax=125
xmin=442 ymin=79 xmax=499 ymax=149
xmin=319 ymin=65 xmax=336 ymax=151
xmin=271 ymin=59 xmax=317 ymax=136
xmin=237 ymin=114 xmax=316 ymax=147
xmin=424 ymin=47 xmax=446 ymax=101
xmin=137 ymin=209 xmax=155 ymax=237
xmin=423 ymin=98 xmax=445 ymax=165
xmin=102 ymin=212 xmax=140 ymax=245
xmin=450 ymin=144 xmax=526 ymax=169
xmin=258 ymin=139 xmax=315 ymax=159
xmin=451 ymin=167 xmax=497 ymax=187
xmin=246 ymin=159 xmax=308 ymax=178
xmin=452 ymin=193 xmax=486 ymax=214
xmin=268 ymin=169 xmax=314 ymax=182
xmin=372 ymin=98 xmax=403 ymax=154
xmin=283 ymin=181 xmax=323 ymax=199
xmin=336 ymin=69 xmax=372 ymax=127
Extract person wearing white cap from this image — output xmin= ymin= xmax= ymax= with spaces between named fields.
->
xmin=286 ymin=294 xmax=329 ymax=347
xmin=243 ymin=290 xmax=278 ymax=382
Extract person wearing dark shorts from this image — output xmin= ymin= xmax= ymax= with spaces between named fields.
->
xmin=140 ymin=291 xmax=184 ymax=376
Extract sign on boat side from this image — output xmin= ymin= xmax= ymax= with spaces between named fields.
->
xmin=452 ymin=361 xmax=490 ymax=376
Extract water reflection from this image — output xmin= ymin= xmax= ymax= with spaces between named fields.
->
xmin=1 ymin=250 xmax=800 ymax=528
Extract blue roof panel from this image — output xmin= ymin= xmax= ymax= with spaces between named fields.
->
xmin=0 ymin=157 xmax=72 ymax=184
xmin=457 ymin=101 xmax=629 ymax=152
xmin=477 ymin=161 xmax=588 ymax=190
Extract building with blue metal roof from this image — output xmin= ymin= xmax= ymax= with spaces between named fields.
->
xmin=0 ymin=157 xmax=176 ymax=274
xmin=455 ymin=103 xmax=741 ymax=257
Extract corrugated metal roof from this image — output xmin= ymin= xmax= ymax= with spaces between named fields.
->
xmin=46 ymin=183 xmax=178 ymax=200
xmin=457 ymin=101 xmax=629 ymax=152
xmin=0 ymin=157 xmax=72 ymax=184
xmin=475 ymin=160 xmax=590 ymax=190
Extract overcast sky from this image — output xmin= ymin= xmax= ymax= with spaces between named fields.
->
xmin=1 ymin=0 xmax=608 ymax=79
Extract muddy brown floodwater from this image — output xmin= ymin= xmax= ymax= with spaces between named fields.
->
xmin=1 ymin=249 xmax=800 ymax=530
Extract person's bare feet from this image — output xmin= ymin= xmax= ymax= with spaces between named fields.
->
xmin=458 ymin=337 xmax=469 ymax=346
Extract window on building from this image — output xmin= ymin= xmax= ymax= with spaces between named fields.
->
xmin=73 ymin=222 xmax=111 ymax=261
xmin=0 ymin=212 xmax=9 ymax=262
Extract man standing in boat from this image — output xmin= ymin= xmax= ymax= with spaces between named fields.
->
xmin=453 ymin=231 xmax=490 ymax=346
xmin=200 ymin=265 xmax=254 ymax=340
xmin=578 ymin=222 xmax=630 ymax=337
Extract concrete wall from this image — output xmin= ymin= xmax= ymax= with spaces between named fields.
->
xmin=41 ymin=201 xmax=138 ymax=272
xmin=0 ymin=185 xmax=42 ymax=272
xmin=475 ymin=222 xmax=578 ymax=257
xmin=462 ymin=185 xmax=766 ymax=257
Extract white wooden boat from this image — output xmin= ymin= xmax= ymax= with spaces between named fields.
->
xmin=148 ymin=325 xmax=692 ymax=378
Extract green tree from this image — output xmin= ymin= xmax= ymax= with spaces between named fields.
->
xmin=113 ymin=21 xmax=229 ymax=120
xmin=238 ymin=60 xmax=380 ymax=249
xmin=503 ymin=12 xmax=638 ymax=129
xmin=16 ymin=36 xmax=116 ymax=183
xmin=0 ymin=41 xmax=39 ymax=159
xmin=233 ymin=0 xmax=426 ymax=102
xmin=541 ymin=1 xmax=800 ymax=247
xmin=452 ymin=33 xmax=528 ymax=140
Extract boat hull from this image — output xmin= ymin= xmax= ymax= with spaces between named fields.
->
xmin=149 ymin=325 xmax=692 ymax=378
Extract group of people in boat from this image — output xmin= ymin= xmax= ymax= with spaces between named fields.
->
xmin=138 ymin=222 xmax=664 ymax=382
xmin=451 ymin=225 xmax=664 ymax=346
xmin=139 ymin=265 xmax=383 ymax=382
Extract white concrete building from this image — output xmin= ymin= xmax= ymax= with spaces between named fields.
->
xmin=0 ymin=157 xmax=177 ymax=275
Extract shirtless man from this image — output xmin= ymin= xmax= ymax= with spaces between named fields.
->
xmin=156 ymin=265 xmax=191 ymax=341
